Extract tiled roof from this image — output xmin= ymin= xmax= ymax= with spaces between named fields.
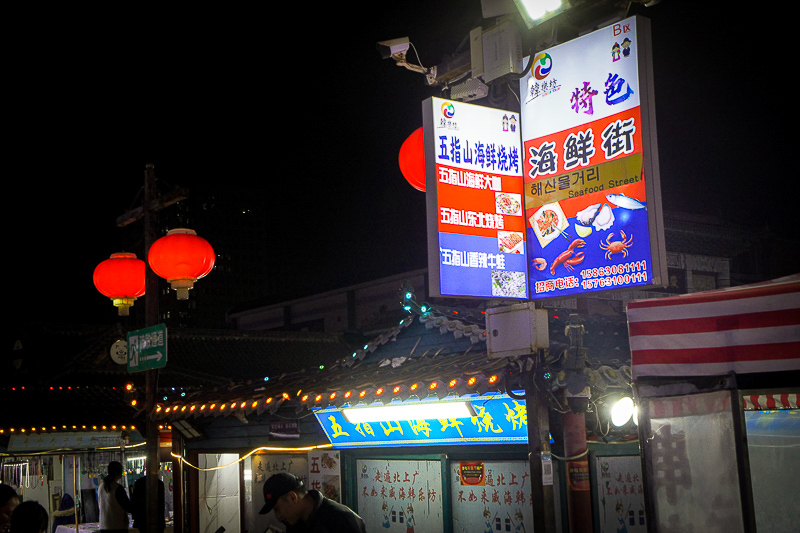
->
xmin=0 ymin=324 xmax=362 ymax=435
xmin=152 ymin=308 xmax=633 ymax=425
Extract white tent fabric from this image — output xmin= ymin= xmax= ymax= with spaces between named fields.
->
xmin=627 ymin=274 xmax=800 ymax=379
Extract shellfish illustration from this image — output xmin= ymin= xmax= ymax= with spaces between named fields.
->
xmin=576 ymin=203 xmax=601 ymax=226
xmin=591 ymin=204 xmax=615 ymax=231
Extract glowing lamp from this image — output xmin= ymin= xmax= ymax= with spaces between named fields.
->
xmin=398 ymin=127 xmax=425 ymax=192
xmin=93 ymin=252 xmax=146 ymax=316
xmin=148 ymin=228 xmax=215 ymax=300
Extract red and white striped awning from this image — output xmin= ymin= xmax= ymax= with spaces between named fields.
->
xmin=742 ymin=393 xmax=799 ymax=411
xmin=627 ymin=275 xmax=800 ymax=380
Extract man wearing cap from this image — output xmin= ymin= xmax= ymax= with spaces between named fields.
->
xmin=259 ymin=473 xmax=366 ymax=533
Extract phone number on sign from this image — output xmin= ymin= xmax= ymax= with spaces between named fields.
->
xmin=580 ymin=260 xmax=648 ymax=290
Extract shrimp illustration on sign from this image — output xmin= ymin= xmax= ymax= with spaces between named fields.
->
xmin=532 ymin=258 xmax=547 ymax=271
xmin=550 ymin=238 xmax=586 ymax=274
xmin=599 ymin=231 xmax=633 ymax=259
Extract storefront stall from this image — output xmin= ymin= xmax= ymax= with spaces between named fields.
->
xmin=627 ymin=274 xmax=800 ymax=532
xmin=162 ymin=306 xmax=643 ymax=533
xmin=0 ymin=430 xmax=174 ymax=533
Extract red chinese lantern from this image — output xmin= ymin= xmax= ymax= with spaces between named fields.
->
xmin=93 ymin=252 xmax=146 ymax=316
xmin=148 ymin=228 xmax=215 ymax=300
xmin=398 ymin=127 xmax=425 ymax=192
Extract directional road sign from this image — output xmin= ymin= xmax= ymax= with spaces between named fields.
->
xmin=127 ymin=324 xmax=167 ymax=373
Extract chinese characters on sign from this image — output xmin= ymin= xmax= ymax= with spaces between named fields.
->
xmin=425 ymin=97 xmax=528 ymax=299
xmin=357 ymin=459 xmax=443 ymax=533
xmin=314 ymin=396 xmax=529 ymax=448
xmin=521 ymin=16 xmax=665 ymax=300
xmin=593 ymin=455 xmax=646 ymax=533
xmin=308 ymin=450 xmax=342 ymax=502
xmin=451 ymin=461 xmax=534 ymax=533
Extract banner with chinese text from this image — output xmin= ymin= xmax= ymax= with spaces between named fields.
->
xmin=520 ymin=16 xmax=666 ymax=300
xmin=593 ymin=455 xmax=646 ymax=533
xmin=314 ymin=395 xmax=529 ymax=448
xmin=308 ymin=449 xmax=342 ymax=502
xmin=424 ymin=97 xmax=528 ymax=299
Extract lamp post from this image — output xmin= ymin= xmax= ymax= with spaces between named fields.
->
xmin=93 ymin=164 xmax=213 ymax=533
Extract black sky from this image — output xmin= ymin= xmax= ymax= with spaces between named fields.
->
xmin=5 ymin=2 xmax=796 ymax=327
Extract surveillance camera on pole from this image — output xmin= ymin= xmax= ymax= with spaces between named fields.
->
xmin=377 ymin=37 xmax=431 ymax=77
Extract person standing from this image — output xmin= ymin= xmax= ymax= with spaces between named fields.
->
xmin=130 ymin=476 xmax=165 ymax=533
xmin=98 ymin=462 xmax=132 ymax=533
xmin=259 ymin=473 xmax=365 ymax=533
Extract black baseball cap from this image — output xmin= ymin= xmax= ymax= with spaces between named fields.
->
xmin=259 ymin=473 xmax=303 ymax=514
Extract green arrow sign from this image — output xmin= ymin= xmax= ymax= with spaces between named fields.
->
xmin=127 ymin=324 xmax=167 ymax=373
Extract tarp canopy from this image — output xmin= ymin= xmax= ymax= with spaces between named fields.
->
xmin=627 ymin=274 xmax=800 ymax=380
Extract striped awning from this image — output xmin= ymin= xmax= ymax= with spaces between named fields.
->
xmin=627 ymin=275 xmax=800 ymax=379
xmin=742 ymin=393 xmax=799 ymax=411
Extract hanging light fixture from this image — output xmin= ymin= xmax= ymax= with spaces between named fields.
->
xmin=93 ymin=252 xmax=146 ymax=315
xmin=148 ymin=228 xmax=215 ymax=300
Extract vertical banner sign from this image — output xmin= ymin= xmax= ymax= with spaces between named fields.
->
xmin=520 ymin=16 xmax=667 ymax=300
xmin=308 ymin=449 xmax=342 ymax=502
xmin=424 ymin=97 xmax=528 ymax=299
xmin=593 ymin=455 xmax=646 ymax=533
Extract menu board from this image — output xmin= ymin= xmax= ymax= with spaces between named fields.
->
xmin=424 ymin=97 xmax=528 ymax=299
xmin=520 ymin=16 xmax=666 ymax=300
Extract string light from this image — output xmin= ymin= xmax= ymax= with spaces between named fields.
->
xmin=170 ymin=443 xmax=333 ymax=471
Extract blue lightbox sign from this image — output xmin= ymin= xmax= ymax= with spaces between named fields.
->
xmin=314 ymin=394 xmax=529 ymax=448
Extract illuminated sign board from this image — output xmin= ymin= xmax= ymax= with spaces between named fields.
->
xmin=424 ymin=97 xmax=528 ymax=299
xmin=520 ymin=16 xmax=667 ymax=300
xmin=314 ymin=395 xmax=529 ymax=448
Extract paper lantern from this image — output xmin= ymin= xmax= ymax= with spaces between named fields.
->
xmin=93 ymin=252 xmax=146 ymax=315
xmin=398 ymin=127 xmax=425 ymax=191
xmin=148 ymin=228 xmax=215 ymax=300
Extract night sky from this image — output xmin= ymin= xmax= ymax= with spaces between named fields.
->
xmin=5 ymin=2 xmax=795 ymax=328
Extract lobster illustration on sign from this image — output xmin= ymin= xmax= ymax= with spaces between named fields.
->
xmin=550 ymin=238 xmax=585 ymax=274
xmin=599 ymin=231 xmax=633 ymax=259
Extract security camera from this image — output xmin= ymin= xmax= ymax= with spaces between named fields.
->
xmin=377 ymin=37 xmax=410 ymax=59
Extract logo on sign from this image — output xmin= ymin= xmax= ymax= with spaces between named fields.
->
xmin=532 ymin=53 xmax=553 ymax=80
xmin=441 ymin=102 xmax=455 ymax=118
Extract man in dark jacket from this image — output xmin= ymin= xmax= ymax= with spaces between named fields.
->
xmin=259 ymin=473 xmax=365 ymax=533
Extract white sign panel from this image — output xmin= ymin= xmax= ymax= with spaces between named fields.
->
xmin=450 ymin=460 xmax=534 ymax=533
xmin=594 ymin=455 xmax=646 ymax=532
xmin=356 ymin=459 xmax=443 ymax=533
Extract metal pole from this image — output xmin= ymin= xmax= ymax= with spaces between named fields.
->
xmin=526 ymin=368 xmax=557 ymax=533
xmin=144 ymin=164 xmax=160 ymax=533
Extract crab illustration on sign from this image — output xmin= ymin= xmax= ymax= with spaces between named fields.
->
xmin=599 ymin=231 xmax=633 ymax=259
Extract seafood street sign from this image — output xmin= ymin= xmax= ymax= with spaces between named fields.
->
xmin=126 ymin=323 xmax=167 ymax=373
xmin=423 ymin=97 xmax=528 ymax=299
xmin=520 ymin=15 xmax=667 ymax=300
